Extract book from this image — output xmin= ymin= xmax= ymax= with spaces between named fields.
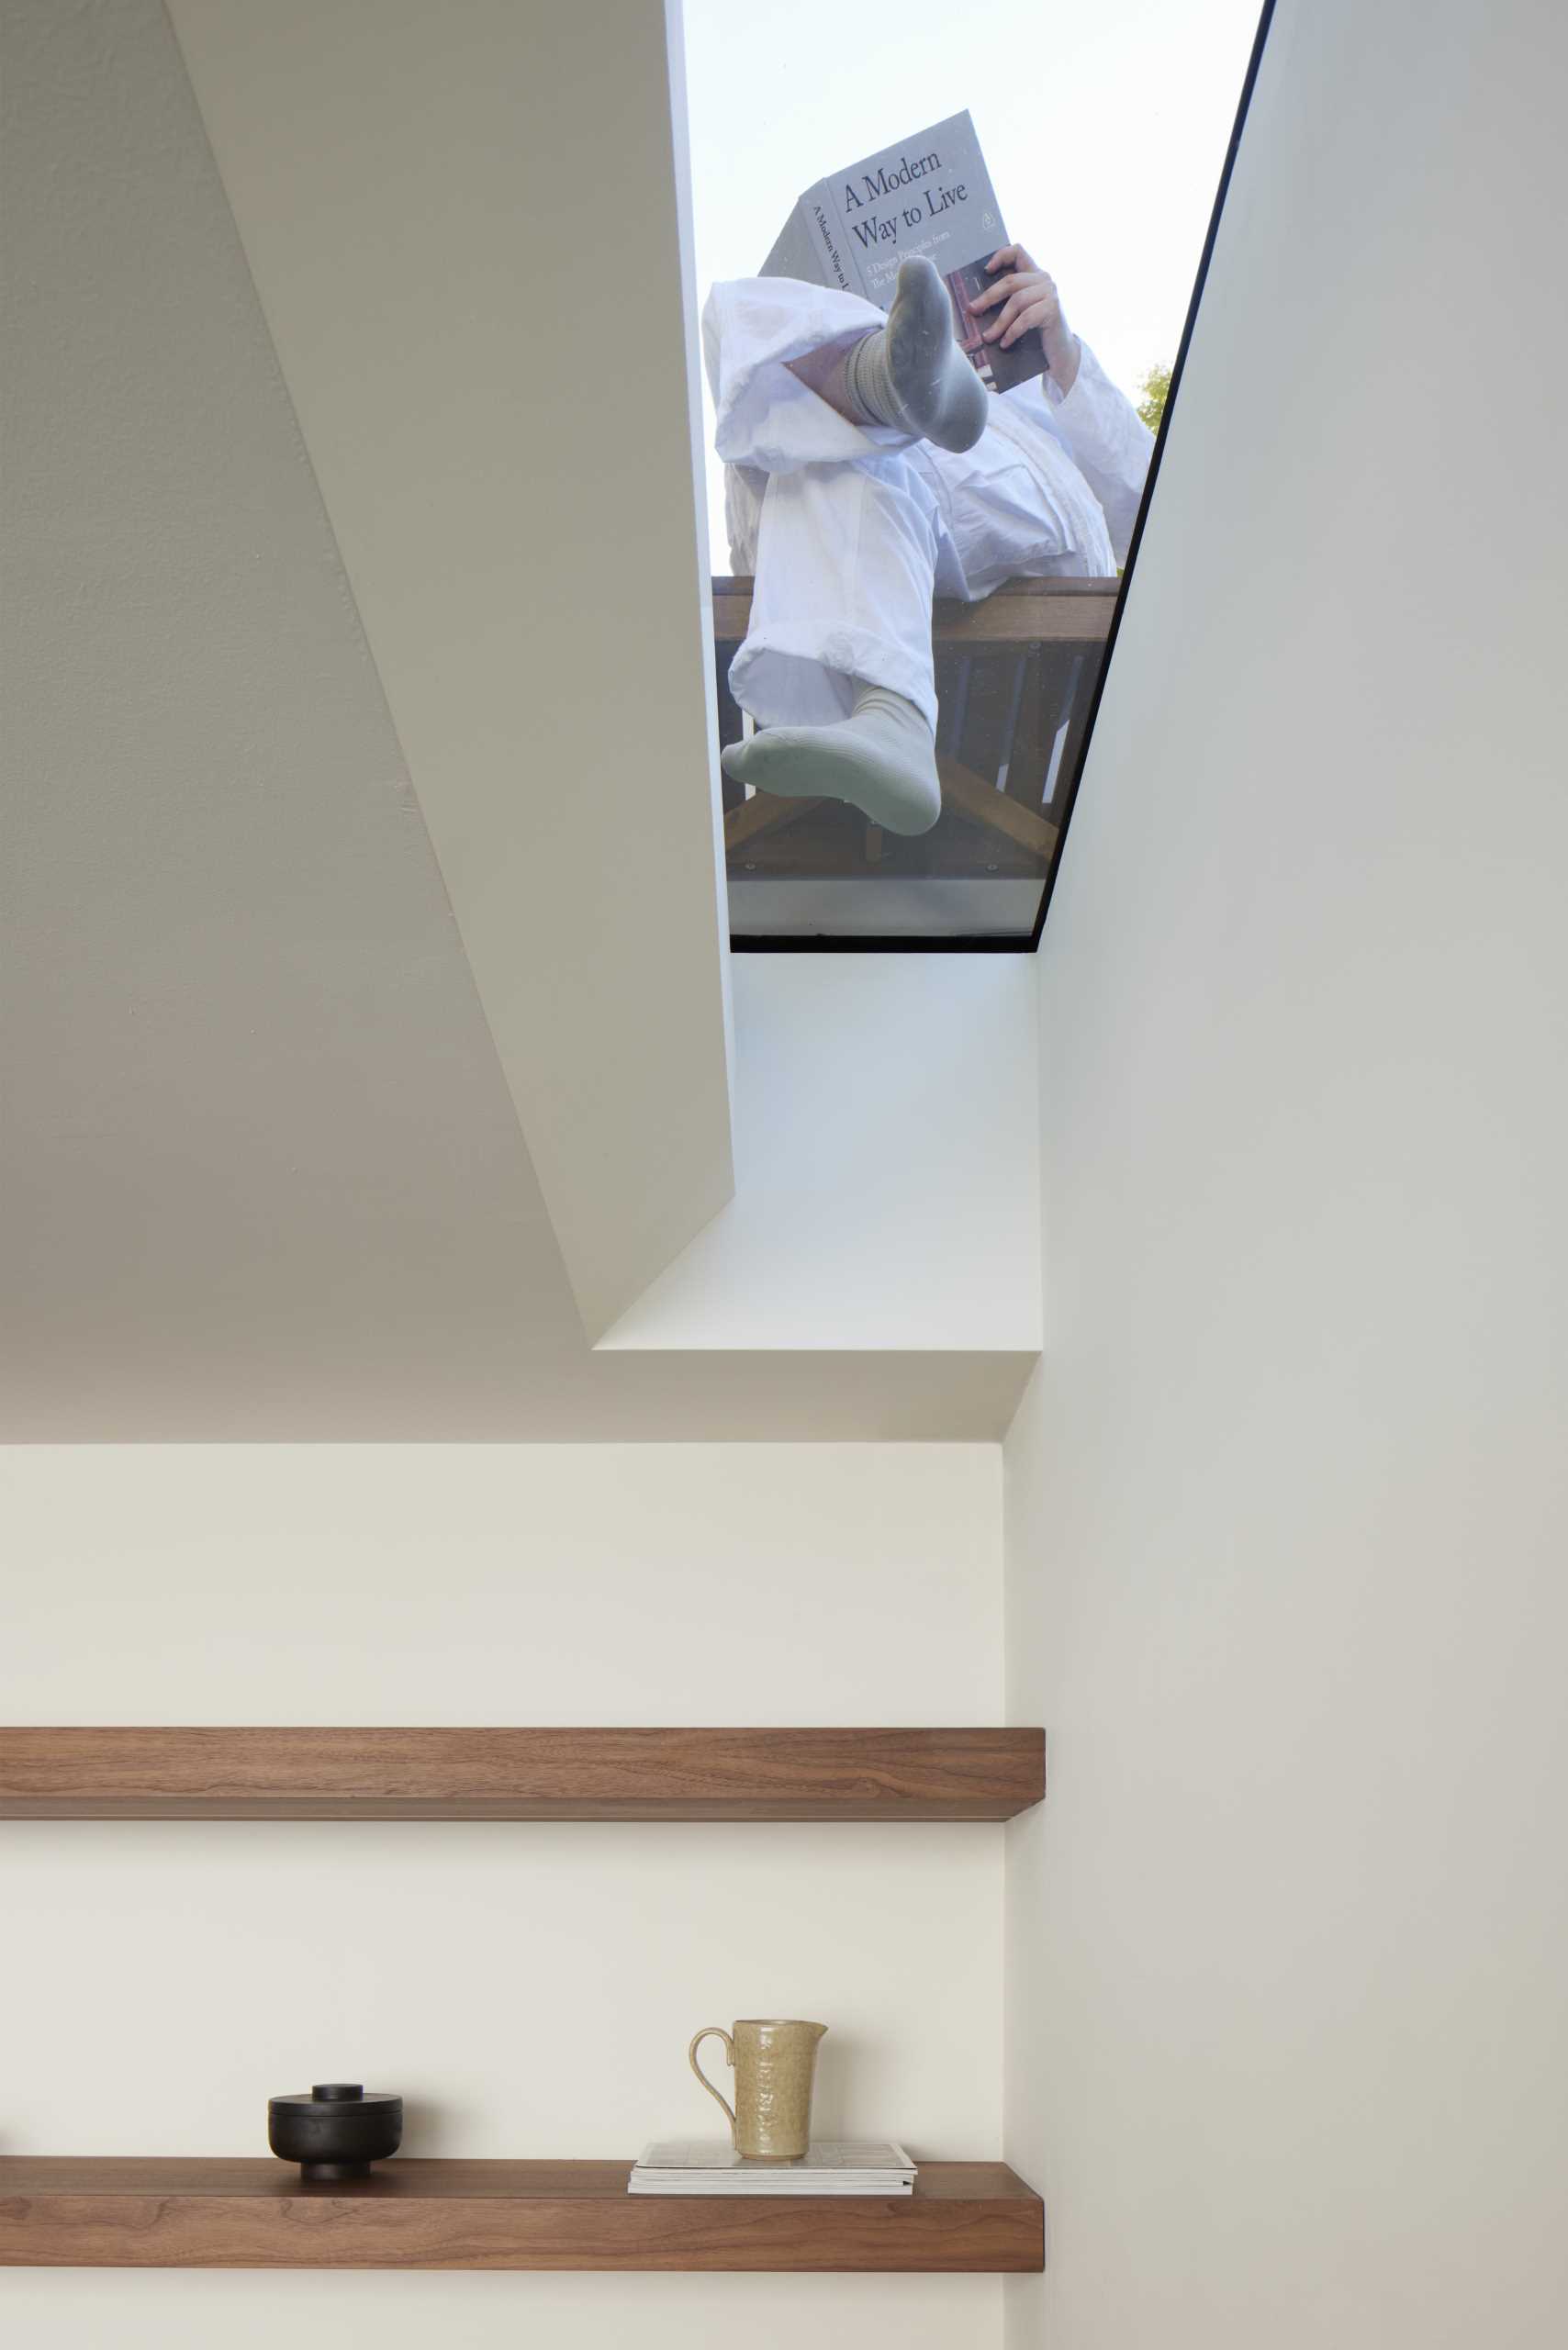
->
xmin=762 ymin=111 xmax=1047 ymax=394
xmin=628 ymin=2139 xmax=917 ymax=2196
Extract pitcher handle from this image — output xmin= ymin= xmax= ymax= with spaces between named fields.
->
xmin=689 ymin=2026 xmax=737 ymax=2143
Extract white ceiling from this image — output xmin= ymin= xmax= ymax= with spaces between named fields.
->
xmin=0 ymin=0 xmax=583 ymax=1437
xmin=164 ymin=0 xmax=738 ymax=1346
xmin=1 ymin=0 xmax=1036 ymax=1440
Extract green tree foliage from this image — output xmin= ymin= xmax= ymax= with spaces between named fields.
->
xmin=1136 ymin=363 xmax=1172 ymax=437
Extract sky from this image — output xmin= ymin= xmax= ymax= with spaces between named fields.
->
xmin=680 ymin=0 xmax=1262 ymax=565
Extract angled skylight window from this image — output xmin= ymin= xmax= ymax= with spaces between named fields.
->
xmin=682 ymin=0 xmax=1273 ymax=946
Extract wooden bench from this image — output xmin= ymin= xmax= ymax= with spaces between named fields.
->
xmin=713 ymin=576 xmax=1116 ymax=881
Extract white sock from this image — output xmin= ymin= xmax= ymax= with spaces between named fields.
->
xmin=845 ymin=257 xmax=988 ymax=454
xmin=721 ymin=683 xmax=941 ymax=837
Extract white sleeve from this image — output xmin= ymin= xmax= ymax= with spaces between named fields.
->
xmin=1040 ymin=341 xmax=1154 ymax=566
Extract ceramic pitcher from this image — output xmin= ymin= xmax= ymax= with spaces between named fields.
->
xmin=689 ymin=2018 xmax=827 ymax=2160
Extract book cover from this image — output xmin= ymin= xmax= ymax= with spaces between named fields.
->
xmin=762 ymin=110 xmax=1047 ymax=392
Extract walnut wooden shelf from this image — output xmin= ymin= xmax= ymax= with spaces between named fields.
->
xmin=0 ymin=2158 xmax=1043 ymax=2273
xmin=0 ymin=1728 xmax=1046 ymax=1822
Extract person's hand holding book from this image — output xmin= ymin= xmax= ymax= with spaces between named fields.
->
xmin=973 ymin=246 xmax=1081 ymax=391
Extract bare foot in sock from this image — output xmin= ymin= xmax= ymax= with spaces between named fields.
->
xmin=721 ymin=686 xmax=941 ymax=837
xmin=846 ymin=257 xmax=988 ymax=453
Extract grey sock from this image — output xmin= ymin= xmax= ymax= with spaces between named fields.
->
xmin=844 ymin=256 xmax=988 ymax=454
xmin=721 ymin=682 xmax=941 ymax=837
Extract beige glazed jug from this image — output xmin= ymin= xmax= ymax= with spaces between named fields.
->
xmin=689 ymin=2018 xmax=827 ymax=2160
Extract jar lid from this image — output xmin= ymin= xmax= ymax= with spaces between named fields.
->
xmin=268 ymin=2084 xmax=400 ymax=2114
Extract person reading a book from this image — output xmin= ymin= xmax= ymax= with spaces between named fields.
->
xmin=705 ymin=247 xmax=1152 ymax=835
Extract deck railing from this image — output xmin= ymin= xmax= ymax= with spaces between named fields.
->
xmin=713 ymin=576 xmax=1116 ymax=888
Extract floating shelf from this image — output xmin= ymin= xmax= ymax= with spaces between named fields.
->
xmin=0 ymin=2158 xmax=1043 ymax=2273
xmin=0 ymin=1728 xmax=1046 ymax=1822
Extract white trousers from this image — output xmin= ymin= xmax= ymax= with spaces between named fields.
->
xmin=702 ymin=277 xmax=1149 ymax=731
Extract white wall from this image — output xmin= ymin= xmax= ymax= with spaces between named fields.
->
xmin=603 ymin=957 xmax=1041 ymax=1355
xmin=1 ymin=1445 xmax=1004 ymax=2347
xmin=164 ymin=0 xmax=736 ymax=1344
xmin=1003 ymin=0 xmax=1568 ymax=2342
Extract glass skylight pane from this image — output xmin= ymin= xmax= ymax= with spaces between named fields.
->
xmin=681 ymin=0 xmax=1270 ymax=946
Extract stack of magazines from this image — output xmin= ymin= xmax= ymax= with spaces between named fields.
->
xmin=628 ymin=2141 xmax=916 ymax=2196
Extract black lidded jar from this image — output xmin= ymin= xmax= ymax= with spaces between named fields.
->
xmin=267 ymin=2083 xmax=403 ymax=2179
